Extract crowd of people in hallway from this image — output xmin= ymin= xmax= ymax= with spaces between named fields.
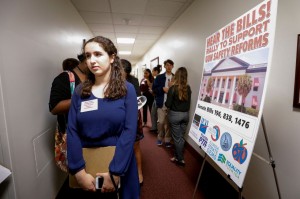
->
xmin=49 ymin=35 xmax=192 ymax=199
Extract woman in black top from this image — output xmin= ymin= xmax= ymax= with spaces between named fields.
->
xmin=140 ymin=69 xmax=154 ymax=126
xmin=49 ymin=55 xmax=87 ymax=132
xmin=165 ymin=67 xmax=191 ymax=166
xmin=49 ymin=54 xmax=88 ymax=198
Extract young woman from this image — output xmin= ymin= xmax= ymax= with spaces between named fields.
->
xmin=67 ymin=36 xmax=139 ymax=198
xmin=140 ymin=68 xmax=154 ymax=126
xmin=165 ymin=67 xmax=191 ymax=166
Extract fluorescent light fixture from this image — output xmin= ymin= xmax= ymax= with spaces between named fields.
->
xmin=117 ymin=38 xmax=135 ymax=44
xmin=119 ymin=51 xmax=132 ymax=55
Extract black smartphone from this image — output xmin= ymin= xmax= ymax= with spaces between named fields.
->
xmin=95 ymin=176 xmax=104 ymax=189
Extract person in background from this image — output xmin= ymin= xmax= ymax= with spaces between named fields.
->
xmin=121 ymin=59 xmax=140 ymax=96
xmin=49 ymin=55 xmax=87 ymax=130
xmin=67 ymin=36 xmax=139 ymax=199
xmin=75 ymin=53 xmax=89 ymax=81
xmin=62 ymin=58 xmax=79 ymax=71
xmin=152 ymin=65 xmax=161 ymax=79
xmin=140 ymin=68 xmax=154 ymax=126
xmin=152 ymin=59 xmax=174 ymax=147
xmin=49 ymin=54 xmax=87 ymax=198
xmin=149 ymin=65 xmax=161 ymax=133
xmin=121 ymin=59 xmax=144 ymax=185
xmin=165 ymin=67 xmax=191 ymax=166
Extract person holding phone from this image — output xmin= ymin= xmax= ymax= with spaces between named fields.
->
xmin=67 ymin=36 xmax=140 ymax=199
xmin=152 ymin=59 xmax=175 ymax=147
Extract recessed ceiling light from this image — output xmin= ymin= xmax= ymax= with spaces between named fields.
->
xmin=117 ymin=38 xmax=135 ymax=44
xmin=119 ymin=51 xmax=132 ymax=55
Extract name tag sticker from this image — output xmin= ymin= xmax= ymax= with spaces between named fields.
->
xmin=81 ymin=99 xmax=98 ymax=112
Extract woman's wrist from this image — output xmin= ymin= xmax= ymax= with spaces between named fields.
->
xmin=75 ymin=169 xmax=87 ymax=179
xmin=109 ymin=172 xmax=120 ymax=190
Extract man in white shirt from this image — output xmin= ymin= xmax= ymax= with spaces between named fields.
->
xmin=152 ymin=60 xmax=174 ymax=147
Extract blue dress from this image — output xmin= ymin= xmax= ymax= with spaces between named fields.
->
xmin=67 ymin=82 xmax=140 ymax=199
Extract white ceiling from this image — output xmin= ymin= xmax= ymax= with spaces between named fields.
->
xmin=71 ymin=0 xmax=194 ymax=65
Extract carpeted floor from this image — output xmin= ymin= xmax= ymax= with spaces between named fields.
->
xmin=139 ymin=127 xmax=204 ymax=199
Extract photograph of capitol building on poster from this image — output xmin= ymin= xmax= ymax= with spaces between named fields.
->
xmin=198 ymin=48 xmax=269 ymax=117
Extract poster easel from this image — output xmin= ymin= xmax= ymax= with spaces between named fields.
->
xmin=192 ymin=115 xmax=282 ymax=199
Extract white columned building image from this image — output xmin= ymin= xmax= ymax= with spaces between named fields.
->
xmin=199 ymin=56 xmax=266 ymax=116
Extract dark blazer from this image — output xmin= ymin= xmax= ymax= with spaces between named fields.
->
xmin=152 ymin=72 xmax=174 ymax=108
xmin=127 ymin=75 xmax=141 ymax=96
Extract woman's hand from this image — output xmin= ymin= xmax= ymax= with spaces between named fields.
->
xmin=145 ymin=79 xmax=150 ymax=85
xmin=163 ymin=87 xmax=169 ymax=93
xmin=75 ymin=169 xmax=96 ymax=192
xmin=168 ymin=80 xmax=174 ymax=87
xmin=96 ymin=172 xmax=120 ymax=193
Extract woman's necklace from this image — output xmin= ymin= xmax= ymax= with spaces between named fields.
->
xmin=77 ymin=66 xmax=84 ymax=74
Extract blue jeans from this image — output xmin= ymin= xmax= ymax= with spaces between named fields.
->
xmin=168 ymin=110 xmax=189 ymax=161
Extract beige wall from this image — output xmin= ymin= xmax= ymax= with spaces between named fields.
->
xmin=137 ymin=0 xmax=300 ymax=198
xmin=0 ymin=0 xmax=92 ymax=198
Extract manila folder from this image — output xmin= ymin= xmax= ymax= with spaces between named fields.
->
xmin=69 ymin=146 xmax=116 ymax=188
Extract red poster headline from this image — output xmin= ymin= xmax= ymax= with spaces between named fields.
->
xmin=205 ymin=0 xmax=271 ymax=63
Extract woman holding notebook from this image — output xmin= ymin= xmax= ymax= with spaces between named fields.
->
xmin=67 ymin=36 xmax=139 ymax=199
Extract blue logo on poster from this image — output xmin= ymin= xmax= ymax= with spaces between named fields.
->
xmin=220 ymin=132 xmax=232 ymax=151
xmin=199 ymin=118 xmax=209 ymax=134
xmin=207 ymin=141 xmax=219 ymax=160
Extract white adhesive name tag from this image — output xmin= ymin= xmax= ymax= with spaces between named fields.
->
xmin=81 ymin=99 xmax=98 ymax=112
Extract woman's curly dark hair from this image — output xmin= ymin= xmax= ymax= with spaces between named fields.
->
xmin=81 ymin=36 xmax=126 ymax=99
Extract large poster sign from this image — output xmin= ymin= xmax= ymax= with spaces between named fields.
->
xmin=188 ymin=0 xmax=277 ymax=188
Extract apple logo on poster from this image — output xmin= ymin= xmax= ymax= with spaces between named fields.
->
xmin=232 ymin=139 xmax=248 ymax=164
